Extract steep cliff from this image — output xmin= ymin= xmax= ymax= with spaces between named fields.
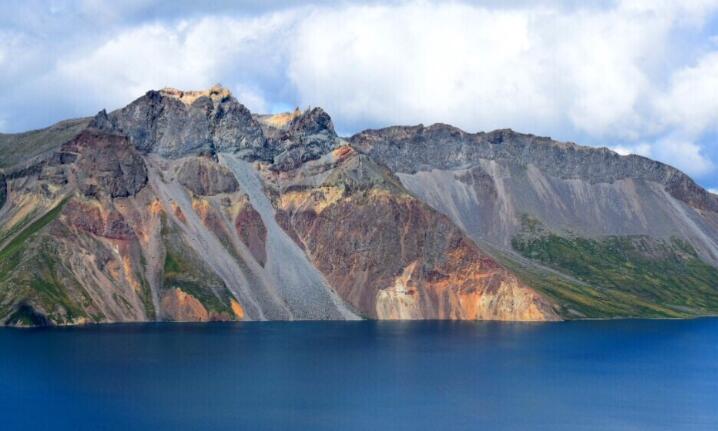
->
xmin=351 ymin=125 xmax=718 ymax=317
xmin=1 ymin=85 xmax=716 ymax=325
xmin=266 ymin=145 xmax=557 ymax=320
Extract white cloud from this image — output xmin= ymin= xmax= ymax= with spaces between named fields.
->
xmin=285 ymin=2 xmax=714 ymax=140
xmin=52 ymin=12 xmax=298 ymax=115
xmin=657 ymin=51 xmax=718 ymax=135
xmin=289 ymin=4 xmax=559 ymax=133
xmin=232 ymin=84 xmax=269 ymax=113
xmin=1 ymin=0 xmax=718 ymax=181
xmin=610 ymin=143 xmax=652 ymax=157
xmin=618 ymin=0 xmax=718 ymax=23
xmin=653 ymin=136 xmax=715 ymax=176
xmin=285 ymin=1 xmax=718 ymax=176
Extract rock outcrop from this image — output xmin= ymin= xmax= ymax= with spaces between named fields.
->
xmin=176 ymin=157 xmax=239 ymax=196
xmin=0 ymin=174 xmax=6 ymax=210
xmin=271 ymin=147 xmax=557 ymax=320
xmin=352 ymin=125 xmax=718 ymax=317
xmin=64 ymin=129 xmax=148 ymax=198
xmin=102 ymin=85 xmax=268 ymax=160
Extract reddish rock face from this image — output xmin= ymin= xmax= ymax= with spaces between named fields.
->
xmin=192 ymin=198 xmax=231 ymax=242
xmin=274 ymin=149 xmax=558 ymax=321
xmin=64 ymin=129 xmax=148 ymax=199
xmin=234 ymin=202 xmax=267 ymax=267
xmin=63 ymin=200 xmax=136 ymax=241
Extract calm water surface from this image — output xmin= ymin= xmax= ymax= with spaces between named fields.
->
xmin=1 ymin=319 xmax=717 ymax=431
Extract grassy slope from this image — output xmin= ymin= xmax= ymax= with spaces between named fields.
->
xmin=508 ymin=217 xmax=718 ymax=318
xmin=160 ymin=215 xmax=236 ymax=315
xmin=0 ymin=199 xmax=92 ymax=324
xmin=0 ymin=199 xmax=66 ymax=261
xmin=0 ymin=118 xmax=90 ymax=169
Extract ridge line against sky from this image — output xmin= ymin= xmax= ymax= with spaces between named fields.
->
xmin=1 ymin=0 xmax=718 ymax=188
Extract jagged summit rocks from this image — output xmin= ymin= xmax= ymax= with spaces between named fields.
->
xmin=159 ymin=84 xmax=232 ymax=105
xmin=91 ymin=85 xmax=342 ymax=172
xmin=105 ymin=84 xmax=267 ymax=159
xmin=1 ymin=85 xmax=718 ymax=326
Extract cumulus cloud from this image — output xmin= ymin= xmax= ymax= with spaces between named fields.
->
xmin=283 ymin=1 xmax=718 ymax=177
xmin=610 ymin=143 xmax=652 ymax=157
xmin=654 ymin=136 xmax=715 ymax=176
xmin=287 ymin=2 xmax=675 ymax=138
xmin=289 ymin=4 xmax=557 ymax=133
xmin=1 ymin=0 xmax=718 ymax=182
xmin=657 ymin=51 xmax=718 ymax=135
xmin=53 ymin=12 xmax=298 ymax=117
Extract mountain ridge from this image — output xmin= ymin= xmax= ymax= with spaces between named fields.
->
xmin=1 ymin=85 xmax=717 ymax=326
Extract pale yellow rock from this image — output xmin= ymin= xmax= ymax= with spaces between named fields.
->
xmin=375 ymin=262 xmax=423 ymax=320
xmin=279 ymin=187 xmax=343 ymax=214
xmin=257 ymin=108 xmax=303 ymax=129
xmin=159 ymin=84 xmax=231 ymax=106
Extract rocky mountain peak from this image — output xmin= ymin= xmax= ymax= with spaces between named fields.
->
xmin=90 ymin=87 xmax=341 ymax=168
xmin=255 ymin=108 xmax=304 ymax=131
xmin=101 ymin=85 xmax=267 ymax=160
xmin=288 ymin=107 xmax=335 ymax=136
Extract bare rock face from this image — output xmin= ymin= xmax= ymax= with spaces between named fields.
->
xmin=160 ymin=288 xmax=243 ymax=322
xmin=99 ymin=86 xmax=342 ymax=171
xmin=235 ymin=200 xmax=267 ymax=267
xmin=63 ymin=200 xmax=136 ymax=240
xmin=352 ymin=124 xmax=718 ymax=262
xmin=0 ymin=174 xmax=6 ymax=209
xmin=103 ymin=85 xmax=269 ymax=160
xmin=351 ymin=124 xmax=718 ymax=214
xmin=351 ymin=123 xmax=718 ymax=318
xmin=272 ymin=147 xmax=558 ymax=321
xmin=288 ymin=107 xmax=335 ymax=136
xmin=257 ymin=107 xmax=341 ymax=172
xmin=176 ymin=157 xmax=239 ymax=196
xmin=160 ymin=288 xmax=210 ymax=322
xmin=665 ymin=174 xmax=718 ymax=213
xmin=64 ymin=129 xmax=147 ymax=198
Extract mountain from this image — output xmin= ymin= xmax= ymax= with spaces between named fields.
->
xmin=1 ymin=85 xmax=716 ymax=326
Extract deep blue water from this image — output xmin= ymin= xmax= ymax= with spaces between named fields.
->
xmin=1 ymin=319 xmax=717 ymax=431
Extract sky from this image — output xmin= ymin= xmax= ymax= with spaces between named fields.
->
xmin=1 ymin=0 xmax=718 ymax=188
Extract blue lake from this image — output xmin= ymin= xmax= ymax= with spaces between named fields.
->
xmin=1 ymin=319 xmax=717 ymax=430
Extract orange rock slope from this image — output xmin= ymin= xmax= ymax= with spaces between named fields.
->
xmin=270 ymin=146 xmax=559 ymax=321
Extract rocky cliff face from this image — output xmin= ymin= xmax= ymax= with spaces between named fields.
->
xmin=0 ymin=85 xmax=716 ymax=326
xmin=268 ymin=145 xmax=557 ymax=320
xmin=351 ymin=125 xmax=718 ymax=317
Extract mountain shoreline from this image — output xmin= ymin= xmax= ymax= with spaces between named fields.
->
xmin=2 ymin=85 xmax=718 ymax=327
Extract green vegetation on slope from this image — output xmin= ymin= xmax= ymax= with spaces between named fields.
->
xmin=510 ymin=216 xmax=718 ymax=318
xmin=0 ymin=199 xmax=92 ymax=324
xmin=137 ymin=253 xmax=156 ymax=320
xmin=27 ymin=248 xmax=87 ymax=322
xmin=0 ymin=118 xmax=90 ymax=169
xmin=0 ymin=198 xmax=67 ymax=262
xmin=161 ymin=216 xmax=235 ymax=315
